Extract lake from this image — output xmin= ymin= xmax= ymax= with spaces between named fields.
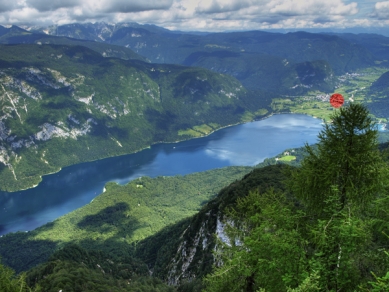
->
xmin=0 ymin=114 xmax=324 ymax=235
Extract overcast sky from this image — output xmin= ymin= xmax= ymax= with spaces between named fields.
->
xmin=0 ymin=0 xmax=388 ymax=32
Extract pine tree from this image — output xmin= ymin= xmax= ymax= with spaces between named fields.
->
xmin=287 ymin=103 xmax=387 ymax=215
xmin=286 ymin=103 xmax=389 ymax=290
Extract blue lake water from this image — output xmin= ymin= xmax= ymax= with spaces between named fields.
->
xmin=0 ymin=114 xmax=324 ymax=235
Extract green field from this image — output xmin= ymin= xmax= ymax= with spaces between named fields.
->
xmin=278 ymin=155 xmax=296 ymax=162
xmin=271 ymin=67 xmax=389 ymax=122
xmin=178 ymin=123 xmax=217 ymax=137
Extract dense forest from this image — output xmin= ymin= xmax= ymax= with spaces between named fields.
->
xmin=1 ymin=103 xmax=389 ymax=291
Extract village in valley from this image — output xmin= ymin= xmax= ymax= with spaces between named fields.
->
xmin=270 ymin=67 xmax=389 ymax=126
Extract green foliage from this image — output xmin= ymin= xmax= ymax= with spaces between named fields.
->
xmin=306 ymin=201 xmax=373 ymax=290
xmin=287 ymin=103 xmax=388 ymax=215
xmin=369 ymin=251 xmax=389 ymax=291
xmin=134 ymin=165 xmax=288 ymax=283
xmin=0 ymin=166 xmax=251 ymax=273
xmin=202 ymin=189 xmax=382 ymax=291
xmin=203 ymin=104 xmax=389 ymax=292
xmin=0 ymin=258 xmax=40 ymax=292
xmin=24 ymin=244 xmax=175 ymax=292
xmin=203 ymin=189 xmax=307 ymax=292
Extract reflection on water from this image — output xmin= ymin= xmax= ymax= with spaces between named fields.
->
xmin=0 ymin=114 xmax=323 ymax=235
xmin=205 ymin=115 xmax=323 ymax=165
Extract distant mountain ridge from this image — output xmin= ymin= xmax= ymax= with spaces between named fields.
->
xmin=13 ymin=22 xmax=382 ymax=95
xmin=0 ymin=25 xmax=148 ymax=62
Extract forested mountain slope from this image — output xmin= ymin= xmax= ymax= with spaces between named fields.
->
xmin=368 ymin=70 xmax=389 ymax=120
xmin=134 ymin=164 xmax=288 ymax=286
xmin=0 ymin=44 xmax=267 ymax=191
xmin=0 ymin=166 xmax=253 ymax=273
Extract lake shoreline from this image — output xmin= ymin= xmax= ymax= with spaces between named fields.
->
xmin=0 ymin=113 xmax=324 ymax=235
xmin=2 ymin=111 xmax=322 ymax=194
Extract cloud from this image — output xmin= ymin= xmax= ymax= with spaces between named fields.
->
xmin=196 ymin=0 xmax=252 ymax=14
xmin=0 ymin=0 xmax=385 ymax=32
xmin=0 ymin=0 xmax=19 ymax=13
xmin=86 ymin=0 xmax=173 ymax=13
xmin=26 ymin=0 xmax=79 ymax=12
xmin=370 ymin=1 xmax=389 ymax=19
xmin=267 ymin=0 xmax=358 ymax=17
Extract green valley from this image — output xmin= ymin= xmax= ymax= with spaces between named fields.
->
xmin=269 ymin=66 xmax=389 ymax=123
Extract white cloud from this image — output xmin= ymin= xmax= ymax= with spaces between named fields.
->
xmin=371 ymin=1 xmax=389 ymax=19
xmin=26 ymin=0 xmax=79 ymax=12
xmin=84 ymin=0 xmax=173 ymax=13
xmin=196 ymin=0 xmax=252 ymax=14
xmin=267 ymin=0 xmax=358 ymax=16
xmin=0 ymin=0 xmax=385 ymax=32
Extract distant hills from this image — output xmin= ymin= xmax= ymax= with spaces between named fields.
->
xmin=0 ymin=25 xmax=147 ymax=62
xmin=329 ymin=33 xmax=389 ymax=65
xmin=9 ymin=22 xmax=387 ymax=94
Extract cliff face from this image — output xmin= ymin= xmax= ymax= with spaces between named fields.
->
xmin=135 ymin=164 xmax=288 ymax=285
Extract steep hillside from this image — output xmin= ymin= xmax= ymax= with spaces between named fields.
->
xmin=370 ymin=70 xmax=389 ymax=93
xmin=0 ymin=44 xmax=266 ymax=191
xmin=368 ymin=70 xmax=389 ymax=120
xmin=134 ymin=164 xmax=288 ymax=285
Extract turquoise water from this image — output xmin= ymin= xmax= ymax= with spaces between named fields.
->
xmin=0 ymin=114 xmax=323 ymax=235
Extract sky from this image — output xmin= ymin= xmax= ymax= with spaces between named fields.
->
xmin=0 ymin=0 xmax=389 ymax=32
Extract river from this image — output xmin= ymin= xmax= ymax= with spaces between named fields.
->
xmin=0 ymin=114 xmax=324 ymax=235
